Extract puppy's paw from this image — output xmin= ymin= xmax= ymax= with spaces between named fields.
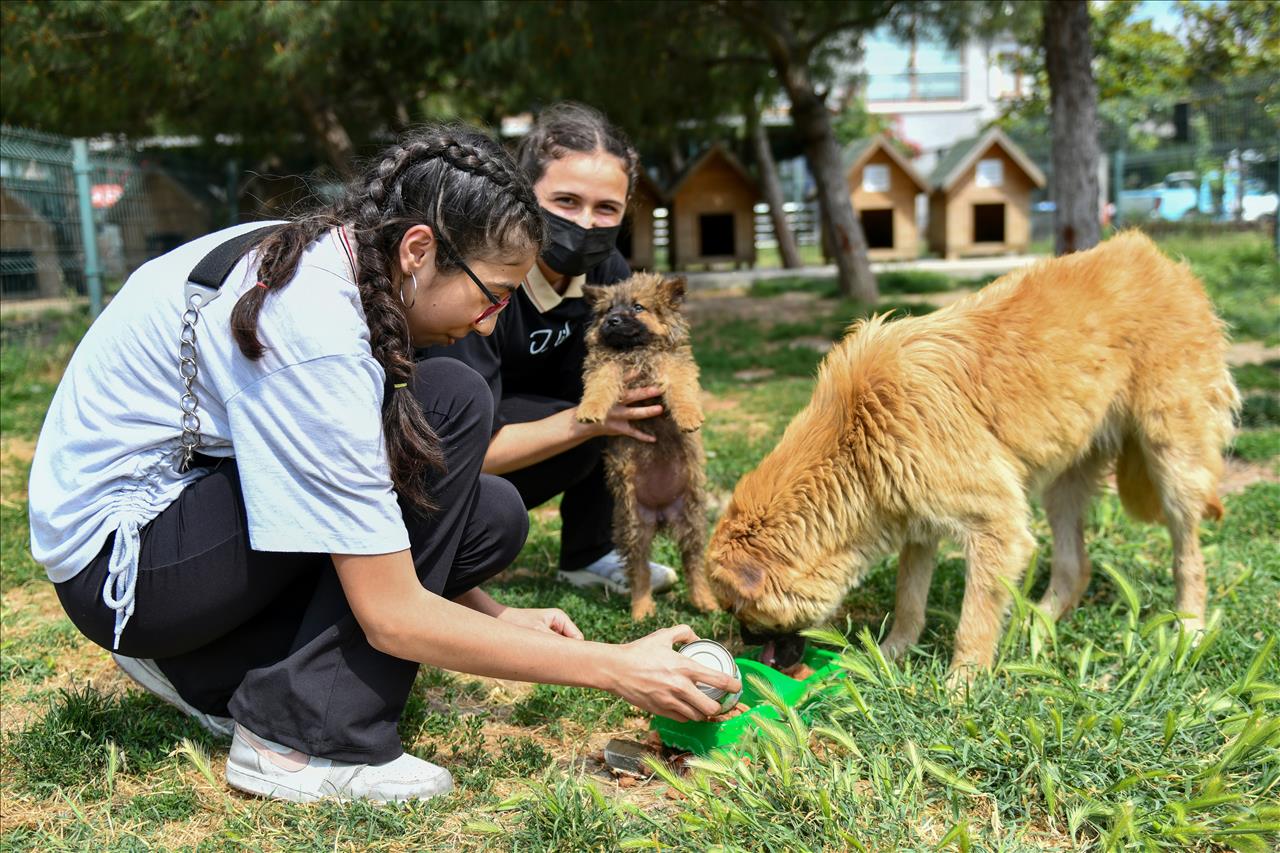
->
xmin=1177 ymin=613 xmax=1206 ymax=644
xmin=576 ymin=402 xmax=609 ymax=424
xmin=631 ymin=597 xmax=656 ymax=621
xmin=689 ymin=588 xmax=720 ymax=613
xmin=944 ymin=661 xmax=981 ymax=698
xmin=878 ymin=636 xmax=912 ymax=663
xmin=672 ymin=409 xmax=704 ymax=433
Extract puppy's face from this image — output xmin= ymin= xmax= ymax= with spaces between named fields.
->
xmin=584 ymin=273 xmax=689 ymax=353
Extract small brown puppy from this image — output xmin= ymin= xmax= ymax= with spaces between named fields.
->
xmin=707 ymin=232 xmax=1239 ymax=684
xmin=578 ymin=272 xmax=717 ymax=619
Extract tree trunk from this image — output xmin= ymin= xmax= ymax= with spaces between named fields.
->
xmin=1044 ymin=0 xmax=1100 ymax=255
xmin=668 ymin=138 xmax=686 ymax=176
xmin=786 ymin=73 xmax=877 ymax=301
xmin=296 ymin=89 xmax=357 ymax=179
xmin=722 ymin=1 xmax=875 ymax=299
xmin=748 ymin=102 xmax=803 ymax=269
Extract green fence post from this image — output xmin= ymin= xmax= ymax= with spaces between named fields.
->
xmin=71 ymin=138 xmax=104 ymax=316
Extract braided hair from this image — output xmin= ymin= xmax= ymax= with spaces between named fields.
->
xmin=229 ymin=124 xmax=544 ymax=514
xmin=516 ymin=102 xmax=639 ymax=200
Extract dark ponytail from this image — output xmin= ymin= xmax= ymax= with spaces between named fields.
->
xmin=230 ymin=124 xmax=544 ymax=514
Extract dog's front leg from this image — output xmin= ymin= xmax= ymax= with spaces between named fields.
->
xmin=657 ymin=351 xmax=704 ymax=432
xmin=577 ymin=360 xmax=625 ymax=424
xmin=949 ymin=521 xmax=1036 ymax=688
xmin=880 ymin=538 xmax=939 ymax=661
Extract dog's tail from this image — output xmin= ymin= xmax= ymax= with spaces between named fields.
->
xmin=1115 ymin=435 xmax=1225 ymax=523
xmin=1115 ymin=436 xmax=1165 ymax=524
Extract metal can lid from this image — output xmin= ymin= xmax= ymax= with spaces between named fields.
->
xmin=678 ymin=640 xmax=742 ymax=711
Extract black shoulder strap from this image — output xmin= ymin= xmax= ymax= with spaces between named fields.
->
xmin=188 ymin=225 xmax=282 ymax=291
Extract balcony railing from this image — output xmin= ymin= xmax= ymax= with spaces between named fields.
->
xmin=865 ymin=71 xmax=965 ymax=102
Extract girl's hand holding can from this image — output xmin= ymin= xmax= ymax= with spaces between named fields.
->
xmin=601 ymin=624 xmax=742 ymax=722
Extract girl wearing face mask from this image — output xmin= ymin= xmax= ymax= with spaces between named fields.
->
xmin=424 ymin=102 xmax=677 ymax=596
xmin=28 ymin=124 xmax=736 ymax=804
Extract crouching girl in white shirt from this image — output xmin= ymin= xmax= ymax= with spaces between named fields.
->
xmin=28 ymin=124 xmax=736 ymax=804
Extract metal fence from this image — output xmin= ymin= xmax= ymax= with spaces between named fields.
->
xmin=1017 ymin=76 xmax=1279 ymax=246
xmin=1 ymin=126 xmax=234 ymax=308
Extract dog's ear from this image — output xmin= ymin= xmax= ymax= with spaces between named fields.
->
xmin=713 ymin=558 xmax=767 ymax=602
xmin=661 ymin=275 xmax=687 ymax=307
xmin=582 ymin=284 xmax=610 ymax=311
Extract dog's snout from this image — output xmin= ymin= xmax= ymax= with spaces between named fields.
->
xmin=605 ymin=314 xmax=624 ymax=327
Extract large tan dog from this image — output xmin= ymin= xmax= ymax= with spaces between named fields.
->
xmin=708 ymin=232 xmax=1239 ymax=680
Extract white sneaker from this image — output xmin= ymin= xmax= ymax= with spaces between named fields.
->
xmin=557 ymin=549 xmax=678 ymax=595
xmin=225 ymin=724 xmax=454 ymax=803
xmin=112 ymin=653 xmax=234 ymax=739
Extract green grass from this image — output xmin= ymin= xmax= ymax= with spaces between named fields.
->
xmin=1232 ymin=362 xmax=1280 ymax=393
xmin=1 ymin=232 xmax=1277 ymax=851
xmin=1159 ymin=232 xmax=1280 ymax=346
xmin=1231 ymin=430 xmax=1280 ymax=463
xmin=748 ymin=268 xmax=966 ymax=299
xmin=694 ymin=299 xmax=935 ymax=390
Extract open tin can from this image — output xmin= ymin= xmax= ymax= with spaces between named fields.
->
xmin=678 ymin=639 xmax=742 ymax=714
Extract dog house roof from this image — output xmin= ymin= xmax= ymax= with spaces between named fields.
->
xmin=843 ymin=134 xmax=928 ymax=193
xmin=929 ymin=127 xmax=1046 ymax=193
xmin=665 ymin=142 xmax=761 ymax=200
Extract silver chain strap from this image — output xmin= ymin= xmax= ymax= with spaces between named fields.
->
xmin=176 ymin=291 xmax=206 ymax=474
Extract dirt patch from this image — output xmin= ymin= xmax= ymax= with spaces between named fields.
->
xmin=685 ymin=290 xmax=824 ymax=326
xmin=702 ymin=396 xmax=739 ymax=414
xmin=1227 ymin=340 xmax=1280 ymax=367
xmin=1 ymin=585 xmax=121 ymax=734
xmin=787 ymin=336 xmax=834 ymax=353
xmin=1219 ymin=456 xmax=1279 ymax=495
xmin=0 ymin=437 xmax=37 ymax=505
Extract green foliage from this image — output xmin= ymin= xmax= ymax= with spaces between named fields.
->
xmin=0 ymin=231 xmax=1277 ymax=849
xmin=478 ymin=772 xmax=648 ymax=851
xmin=4 ymin=686 xmax=217 ymax=796
xmin=1241 ymin=395 xmax=1280 ymax=428
xmin=1162 ymin=231 xmax=1280 ymax=345
xmin=749 ymin=270 xmax=959 ymax=298
xmin=1231 ymin=430 xmax=1280 ymax=462
xmin=982 ymin=0 xmax=1280 ymax=151
xmin=0 ymin=2 xmax=522 ymax=172
xmin=1232 ymin=362 xmax=1280 ymax=392
xmin=119 ymin=789 xmax=199 ymax=826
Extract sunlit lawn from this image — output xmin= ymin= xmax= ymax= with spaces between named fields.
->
xmin=1 ymin=233 xmax=1276 ymax=851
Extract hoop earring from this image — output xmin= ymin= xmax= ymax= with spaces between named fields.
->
xmin=402 ymin=270 xmax=418 ymax=309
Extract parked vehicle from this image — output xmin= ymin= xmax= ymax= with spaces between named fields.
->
xmin=1117 ymin=171 xmax=1199 ymax=222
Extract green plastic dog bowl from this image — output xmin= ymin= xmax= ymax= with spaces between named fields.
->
xmin=650 ymin=645 xmax=843 ymax=755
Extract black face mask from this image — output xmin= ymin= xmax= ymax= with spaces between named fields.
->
xmin=540 ymin=208 xmax=621 ymax=277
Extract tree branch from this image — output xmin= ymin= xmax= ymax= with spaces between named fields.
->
xmin=662 ymin=44 xmax=771 ymax=67
xmin=798 ymin=11 xmax=892 ymax=57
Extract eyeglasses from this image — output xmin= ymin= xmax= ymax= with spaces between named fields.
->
xmin=437 ymin=236 xmax=511 ymax=324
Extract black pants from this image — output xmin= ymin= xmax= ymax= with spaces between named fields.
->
xmin=55 ymin=358 xmax=527 ymax=764
xmin=497 ymin=393 xmax=614 ymax=571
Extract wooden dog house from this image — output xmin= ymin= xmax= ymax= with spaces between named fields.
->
xmin=841 ymin=134 xmax=928 ymax=261
xmin=666 ymin=143 xmax=761 ymax=270
xmin=926 ymin=127 xmax=1045 ymax=259
xmin=618 ymin=170 xmax=663 ymax=271
xmin=0 ymin=189 xmax=67 ymax=298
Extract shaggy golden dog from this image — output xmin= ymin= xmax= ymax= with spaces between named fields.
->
xmin=708 ymin=232 xmax=1239 ymax=680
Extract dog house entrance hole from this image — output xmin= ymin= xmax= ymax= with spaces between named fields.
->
xmin=698 ymin=213 xmax=735 ymax=257
xmin=973 ymin=203 xmax=1005 ymax=243
xmin=860 ymin=209 xmax=894 ymax=249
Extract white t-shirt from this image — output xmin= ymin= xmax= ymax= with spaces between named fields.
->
xmin=28 ymin=222 xmax=410 ymax=648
